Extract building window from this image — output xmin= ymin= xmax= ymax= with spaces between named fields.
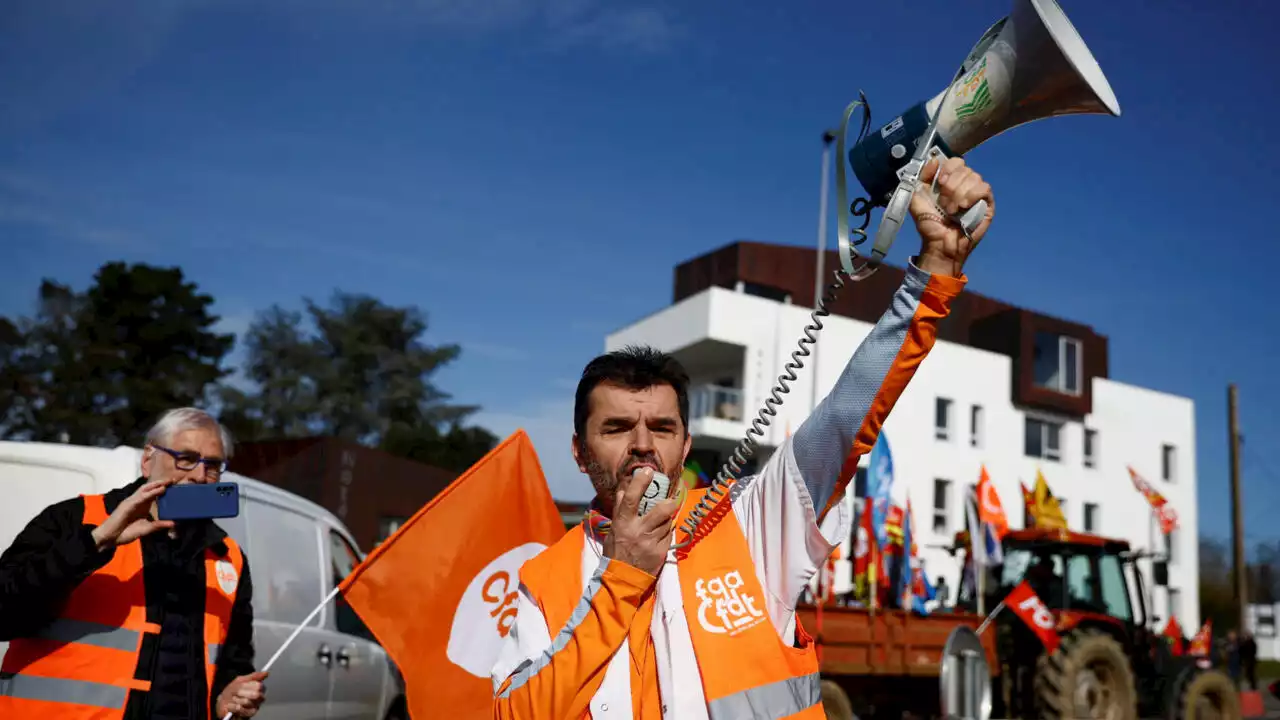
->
xmin=970 ymin=405 xmax=984 ymax=448
xmin=1024 ymin=417 xmax=1063 ymax=461
xmin=935 ymin=398 xmax=953 ymax=441
xmin=1167 ymin=587 xmax=1182 ymax=625
xmin=1084 ymin=428 xmax=1098 ymax=468
xmin=377 ymin=516 xmax=409 ymax=544
xmin=932 ymin=479 xmax=951 ymax=534
xmin=1161 ymin=444 xmax=1177 ymax=483
xmin=1165 ymin=528 xmax=1178 ymax=565
xmin=1084 ymin=502 xmax=1100 ymax=533
xmin=854 ymin=467 xmax=868 ymax=498
xmin=1058 ymin=498 xmax=1068 ymax=525
xmin=1033 ymin=332 xmax=1083 ymax=396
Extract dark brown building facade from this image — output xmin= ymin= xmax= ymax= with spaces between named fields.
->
xmin=230 ymin=437 xmax=457 ymax=551
xmin=674 ymin=241 xmax=1108 ymax=418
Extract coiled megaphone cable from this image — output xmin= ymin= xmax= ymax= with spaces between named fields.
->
xmin=673 ymin=24 xmax=1003 ymax=550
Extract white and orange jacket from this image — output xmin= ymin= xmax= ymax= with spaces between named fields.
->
xmin=491 ymin=261 xmax=965 ymax=719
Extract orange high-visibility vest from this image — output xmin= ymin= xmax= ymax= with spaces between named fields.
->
xmin=521 ymin=489 xmax=824 ymax=719
xmin=0 ymin=493 xmax=244 ymax=719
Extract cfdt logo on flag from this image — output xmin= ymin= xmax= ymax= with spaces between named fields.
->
xmin=446 ymin=542 xmax=550 ymax=678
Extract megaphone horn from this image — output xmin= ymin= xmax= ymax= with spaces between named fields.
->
xmin=837 ymin=0 xmax=1120 ymax=277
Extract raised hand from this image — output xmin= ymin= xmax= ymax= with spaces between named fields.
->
xmin=910 ymin=156 xmax=995 ymax=277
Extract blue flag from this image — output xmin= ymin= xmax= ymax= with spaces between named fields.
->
xmin=867 ymin=432 xmax=895 ymax=550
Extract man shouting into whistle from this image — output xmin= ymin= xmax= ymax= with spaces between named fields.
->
xmin=492 ymin=157 xmax=995 ymax=719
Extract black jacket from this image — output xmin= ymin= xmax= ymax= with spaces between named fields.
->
xmin=0 ymin=477 xmax=255 ymax=719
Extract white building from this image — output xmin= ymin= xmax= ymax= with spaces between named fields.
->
xmin=606 ymin=241 xmax=1199 ymax=631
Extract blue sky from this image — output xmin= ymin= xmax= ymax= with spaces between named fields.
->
xmin=2 ymin=1 xmax=1277 ymax=543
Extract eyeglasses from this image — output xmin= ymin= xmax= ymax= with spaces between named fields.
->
xmin=151 ymin=445 xmax=228 ymax=475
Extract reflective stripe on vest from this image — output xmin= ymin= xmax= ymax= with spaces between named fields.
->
xmin=0 ymin=491 xmax=244 ymax=719
xmin=0 ymin=674 xmax=130 ymax=709
xmin=520 ymin=489 xmax=825 ymax=719
xmin=706 ymin=673 xmax=822 ymax=720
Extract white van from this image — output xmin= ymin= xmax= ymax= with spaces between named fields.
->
xmin=0 ymin=441 xmax=408 ymax=720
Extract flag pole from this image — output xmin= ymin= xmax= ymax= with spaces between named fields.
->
xmin=976 ymin=599 xmax=1006 ymax=636
xmin=220 ymin=585 xmax=342 ymax=720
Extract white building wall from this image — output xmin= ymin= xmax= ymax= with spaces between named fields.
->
xmin=607 ymin=286 xmax=1200 ymax=629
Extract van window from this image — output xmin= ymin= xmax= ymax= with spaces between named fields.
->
xmin=245 ymin=500 xmax=323 ymax=626
xmin=330 ymin=531 xmax=375 ymax=641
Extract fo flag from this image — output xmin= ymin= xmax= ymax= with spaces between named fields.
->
xmin=1005 ymin=581 xmax=1060 ymax=654
xmin=338 ymin=430 xmax=565 ymax=719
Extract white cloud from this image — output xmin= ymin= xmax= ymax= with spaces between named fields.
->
xmin=474 ymin=398 xmax=593 ymax=502
xmin=212 ymin=310 xmax=257 ymax=392
xmin=546 ymin=5 xmax=683 ymax=54
xmin=0 ymin=200 xmax=145 ymax=252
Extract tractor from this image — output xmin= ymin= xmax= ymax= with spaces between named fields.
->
xmin=956 ymin=527 xmax=1240 ymax=719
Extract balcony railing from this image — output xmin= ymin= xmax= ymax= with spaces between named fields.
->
xmin=690 ymin=384 xmax=744 ymax=422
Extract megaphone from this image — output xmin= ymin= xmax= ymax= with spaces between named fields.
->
xmin=837 ymin=0 xmax=1120 ymax=277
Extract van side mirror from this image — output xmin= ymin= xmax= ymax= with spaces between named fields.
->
xmin=1153 ymin=560 xmax=1169 ymax=587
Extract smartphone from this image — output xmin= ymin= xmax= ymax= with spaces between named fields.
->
xmin=636 ymin=470 xmax=672 ymax=517
xmin=156 ymin=481 xmax=241 ymax=521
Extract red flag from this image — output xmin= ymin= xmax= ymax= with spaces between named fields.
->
xmin=1005 ymin=581 xmax=1060 ymax=653
xmin=338 ymin=430 xmax=565 ymax=719
xmin=1128 ymin=466 xmax=1179 ymax=535
xmin=1189 ymin=620 xmax=1212 ymax=657
xmin=1163 ymin=617 xmax=1185 ymax=656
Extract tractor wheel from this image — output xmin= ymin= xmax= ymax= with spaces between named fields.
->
xmin=820 ymin=679 xmax=856 ymax=720
xmin=1034 ymin=630 xmax=1138 ymax=720
xmin=1173 ymin=669 xmax=1239 ymax=720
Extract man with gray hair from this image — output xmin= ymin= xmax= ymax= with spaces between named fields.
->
xmin=0 ymin=407 xmax=268 ymax=719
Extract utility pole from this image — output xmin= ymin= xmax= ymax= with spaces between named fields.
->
xmin=810 ymin=130 xmax=837 ymax=416
xmin=1228 ymin=383 xmax=1248 ymax=632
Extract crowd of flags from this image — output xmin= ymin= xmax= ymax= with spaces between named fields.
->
xmin=820 ymin=433 xmax=1213 ymax=661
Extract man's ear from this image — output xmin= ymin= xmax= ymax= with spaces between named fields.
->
xmin=572 ymin=435 xmax=588 ymax=474
xmin=140 ymin=447 xmax=154 ymax=479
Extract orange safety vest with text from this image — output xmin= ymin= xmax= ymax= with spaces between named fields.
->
xmin=0 ymin=493 xmax=244 ymax=719
xmin=520 ymin=488 xmax=824 ymax=720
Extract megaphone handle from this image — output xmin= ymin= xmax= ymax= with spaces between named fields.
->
xmin=956 ymin=201 xmax=987 ymax=236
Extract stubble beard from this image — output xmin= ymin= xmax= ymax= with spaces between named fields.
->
xmin=582 ymin=447 xmax=677 ymax=516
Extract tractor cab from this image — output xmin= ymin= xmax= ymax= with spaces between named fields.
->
xmin=951 ymin=527 xmax=1228 ymax=717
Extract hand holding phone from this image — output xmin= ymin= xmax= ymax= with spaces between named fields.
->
xmin=91 ymin=479 xmax=177 ymax=550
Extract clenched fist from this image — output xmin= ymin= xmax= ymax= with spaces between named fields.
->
xmin=910 ymin=156 xmax=995 ymax=277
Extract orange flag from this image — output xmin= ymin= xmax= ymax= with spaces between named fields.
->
xmin=976 ymin=465 xmax=1009 ymax=539
xmin=338 ymin=430 xmax=566 ymax=719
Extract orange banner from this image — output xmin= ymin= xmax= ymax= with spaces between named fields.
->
xmin=339 ymin=430 xmax=566 ymax=719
